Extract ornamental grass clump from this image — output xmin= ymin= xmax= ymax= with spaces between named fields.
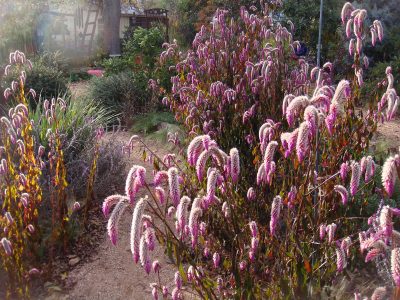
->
xmin=103 ymin=2 xmax=400 ymax=299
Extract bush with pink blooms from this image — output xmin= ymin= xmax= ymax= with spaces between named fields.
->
xmin=103 ymin=2 xmax=400 ymax=299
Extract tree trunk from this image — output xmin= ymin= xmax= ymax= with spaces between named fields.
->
xmin=103 ymin=0 xmax=121 ymax=55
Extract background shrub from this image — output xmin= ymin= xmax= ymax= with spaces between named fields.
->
xmin=89 ymin=71 xmax=151 ymax=123
xmin=30 ymin=96 xmax=115 ymax=195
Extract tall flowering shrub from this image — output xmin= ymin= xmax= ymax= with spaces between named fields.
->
xmin=0 ymin=51 xmax=88 ymax=298
xmin=0 ymin=51 xmax=43 ymax=298
xmin=104 ymin=3 xmax=399 ymax=299
xmin=160 ymin=6 xmax=307 ymax=170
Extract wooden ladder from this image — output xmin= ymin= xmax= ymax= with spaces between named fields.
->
xmin=80 ymin=3 xmax=100 ymax=55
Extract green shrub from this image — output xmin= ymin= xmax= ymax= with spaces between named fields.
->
xmin=101 ymin=27 xmax=165 ymax=77
xmin=123 ymin=26 xmax=165 ymax=70
xmin=68 ymin=70 xmax=91 ymax=83
xmin=1 ymin=52 xmax=69 ymax=107
xmin=26 ymin=63 xmax=68 ymax=100
xmin=34 ymin=50 xmax=70 ymax=74
xmin=88 ymin=71 xmax=151 ymax=121
xmin=102 ymin=56 xmax=133 ymax=75
xmin=130 ymin=111 xmax=176 ymax=134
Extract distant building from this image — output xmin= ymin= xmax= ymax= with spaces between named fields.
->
xmin=35 ymin=3 xmax=168 ymax=57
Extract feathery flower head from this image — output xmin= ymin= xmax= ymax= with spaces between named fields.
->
xmin=152 ymin=260 xmax=161 ymax=273
xmin=4 ymin=212 xmax=13 ymax=225
xmin=222 ymin=201 xmax=230 ymax=218
xmin=365 ymin=248 xmax=383 ymax=263
xmin=154 ymin=186 xmax=166 ymax=204
xmin=336 ymin=248 xmax=347 ymax=272
xmin=379 ymin=205 xmax=393 ymax=236
xmin=145 ymin=227 xmax=155 ymax=251
xmin=286 ymin=96 xmax=309 ymax=126
xmin=187 ymin=135 xmax=208 ymax=166
xmin=1 ymin=237 xmax=12 ymax=256
xmin=213 ymin=252 xmax=221 ymax=268
xmin=103 ymin=195 xmax=126 ymax=218
xmin=365 ymin=156 xmax=375 ymax=182
xmin=391 ymin=248 xmax=400 ymax=286
xmin=247 ymin=187 xmax=256 ymax=201
xmin=263 ymin=141 xmax=278 ymax=174
xmin=174 ymin=271 xmax=182 ymax=289
xmin=152 ymin=286 xmax=158 ymax=300
xmin=139 ymin=235 xmax=151 ymax=274
xmin=327 ymin=223 xmax=337 ymax=243
xmin=153 ymin=170 xmax=168 ymax=185
xmin=171 ymin=287 xmax=180 ymax=300
xmin=168 ymin=167 xmax=181 ymax=206
xmin=371 ymin=287 xmax=386 ymax=300
xmin=257 ymin=163 xmax=266 ymax=185
xmin=251 ymin=237 xmax=259 ymax=250
xmin=130 ymin=197 xmax=148 ymax=263
xmin=382 ymin=156 xmax=397 ymax=197
xmin=341 ymin=237 xmax=352 ymax=256
xmin=72 ymin=202 xmax=80 ymax=212
xmin=341 ymin=2 xmax=354 ymax=24
xmin=334 ymin=185 xmax=349 ymax=205
xmin=249 ymin=221 xmax=258 ymax=237
xmin=296 ymin=122 xmax=310 ymax=163
xmin=229 ymin=148 xmax=240 ymax=183
xmin=303 ymin=105 xmax=318 ymax=134
xmin=319 ymin=224 xmax=326 ymax=240
xmin=350 ymin=161 xmax=361 ymax=196
xmin=107 ymin=198 xmax=129 ymax=245
xmin=340 ymin=162 xmax=349 ymax=181
xmin=189 ymin=207 xmax=202 ymax=248
xmin=270 ymin=196 xmax=282 ymax=236
xmin=206 ymin=168 xmax=219 ymax=204
xmin=373 ymin=20 xmax=384 ymax=42
xmin=176 ymin=196 xmax=190 ymax=235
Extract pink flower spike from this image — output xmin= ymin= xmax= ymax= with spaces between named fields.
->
xmin=1 ymin=237 xmax=12 ymax=256
xmin=229 ymin=148 xmax=240 ymax=183
xmin=319 ymin=224 xmax=326 ymax=240
xmin=391 ymin=248 xmax=400 ymax=286
xmin=249 ymin=221 xmax=258 ymax=237
xmin=213 ymin=252 xmax=221 ymax=268
xmin=247 ymin=187 xmax=256 ymax=201
xmin=174 ymin=271 xmax=182 ymax=289
xmin=152 ymin=260 xmax=161 ymax=273
xmin=336 ymin=248 xmax=346 ymax=272
xmin=107 ymin=198 xmax=129 ymax=246
xmin=340 ymin=162 xmax=349 ymax=182
xmin=334 ymin=185 xmax=349 ymax=205
xmin=382 ymin=156 xmax=397 ymax=197
xmin=102 ymin=195 xmax=126 ymax=218
xmin=130 ymin=197 xmax=148 ymax=263
xmin=270 ymin=196 xmax=282 ymax=236
xmin=296 ymin=122 xmax=310 ymax=163
xmin=72 ymin=201 xmax=80 ymax=212
xmin=168 ymin=167 xmax=181 ymax=207
xmin=350 ymin=161 xmax=361 ymax=196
